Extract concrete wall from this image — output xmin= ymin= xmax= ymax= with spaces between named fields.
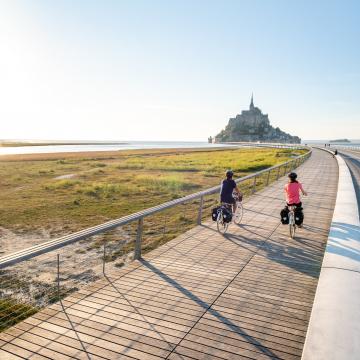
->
xmin=302 ymin=153 xmax=360 ymax=359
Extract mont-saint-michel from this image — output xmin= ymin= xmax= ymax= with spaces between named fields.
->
xmin=214 ymin=96 xmax=301 ymax=144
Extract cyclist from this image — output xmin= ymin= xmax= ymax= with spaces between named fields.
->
xmin=220 ymin=170 xmax=242 ymax=213
xmin=284 ymin=172 xmax=307 ymax=227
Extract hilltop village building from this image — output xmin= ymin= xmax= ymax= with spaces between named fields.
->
xmin=215 ymin=96 xmax=301 ymax=144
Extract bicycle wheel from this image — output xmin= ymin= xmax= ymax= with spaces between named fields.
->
xmin=233 ymin=202 xmax=243 ymax=225
xmin=217 ymin=211 xmax=229 ymax=234
xmin=289 ymin=222 xmax=296 ymax=239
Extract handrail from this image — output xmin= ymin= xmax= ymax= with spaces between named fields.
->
xmin=332 ymin=144 xmax=360 ymax=152
xmin=220 ymin=141 xmax=305 ymax=150
xmin=0 ymin=147 xmax=311 ymax=269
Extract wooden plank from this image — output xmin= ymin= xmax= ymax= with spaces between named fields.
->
xmin=7 ymin=328 xmax=90 ymax=360
xmin=0 ymin=331 xmax=72 ymax=360
xmin=64 ymin=292 xmax=202 ymax=325
xmin=215 ymin=298 xmax=311 ymax=321
xmin=171 ymin=344 xmax=252 ymax=360
xmin=0 ymin=349 xmax=24 ymax=360
xmin=17 ymin=316 xmax=169 ymax=359
xmin=14 ymin=322 xmax=110 ymax=360
xmin=67 ymin=292 xmax=204 ymax=323
xmin=181 ymin=336 xmax=298 ymax=360
xmin=18 ymin=310 xmax=175 ymax=352
xmin=32 ymin=307 xmax=184 ymax=344
xmin=189 ymin=326 xmax=302 ymax=357
xmin=211 ymin=304 xmax=308 ymax=330
xmin=0 ymin=342 xmax=49 ymax=360
xmin=53 ymin=299 xmax=192 ymax=333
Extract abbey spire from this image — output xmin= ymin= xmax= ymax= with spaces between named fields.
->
xmin=250 ymin=93 xmax=254 ymax=110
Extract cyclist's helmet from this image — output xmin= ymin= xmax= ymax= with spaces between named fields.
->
xmin=226 ymin=170 xmax=234 ymax=178
xmin=288 ymin=172 xmax=297 ymax=180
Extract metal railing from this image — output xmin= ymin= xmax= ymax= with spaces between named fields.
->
xmin=0 ymin=147 xmax=311 ymax=332
xmin=331 ymin=145 xmax=360 ymax=152
xmin=221 ymin=141 xmax=305 ymax=150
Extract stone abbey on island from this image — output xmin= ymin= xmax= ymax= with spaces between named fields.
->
xmin=212 ymin=95 xmax=301 ymax=144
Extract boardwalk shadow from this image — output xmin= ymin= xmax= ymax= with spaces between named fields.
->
xmin=326 ymin=222 xmax=360 ymax=262
xmin=103 ymin=274 xmax=176 ymax=352
xmin=139 ymin=259 xmax=280 ymax=358
xmin=204 ymin=208 xmax=324 ymax=278
xmin=225 ymin=227 xmax=321 ymax=278
xmin=60 ymin=300 xmax=91 ymax=359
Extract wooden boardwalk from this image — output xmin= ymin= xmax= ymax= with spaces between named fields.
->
xmin=0 ymin=149 xmax=338 ymax=360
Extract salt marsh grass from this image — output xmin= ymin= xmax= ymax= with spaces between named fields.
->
xmin=0 ymin=147 xmax=305 ymax=234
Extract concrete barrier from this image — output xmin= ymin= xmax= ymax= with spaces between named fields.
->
xmin=302 ymin=154 xmax=360 ymax=359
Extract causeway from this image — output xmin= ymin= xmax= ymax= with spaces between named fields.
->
xmin=0 ymin=148 xmax=338 ymax=360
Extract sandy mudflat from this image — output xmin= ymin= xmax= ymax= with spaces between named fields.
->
xmin=0 ymin=227 xmax=50 ymax=256
xmin=0 ymin=225 xmax=133 ymax=306
xmin=0 ymin=147 xmax=226 ymax=162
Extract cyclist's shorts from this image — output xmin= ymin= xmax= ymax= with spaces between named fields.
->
xmin=220 ymin=197 xmax=235 ymax=205
xmin=287 ymin=202 xmax=302 ymax=207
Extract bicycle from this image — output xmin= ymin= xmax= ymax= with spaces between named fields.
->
xmin=216 ymin=194 xmax=244 ymax=234
xmin=288 ymin=205 xmax=296 ymax=239
xmin=216 ymin=204 xmax=231 ymax=234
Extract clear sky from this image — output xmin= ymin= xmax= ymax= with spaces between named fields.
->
xmin=0 ymin=0 xmax=359 ymax=141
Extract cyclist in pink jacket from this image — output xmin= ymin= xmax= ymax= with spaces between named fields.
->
xmin=285 ymin=172 xmax=308 ymax=204
xmin=284 ymin=172 xmax=308 ymax=226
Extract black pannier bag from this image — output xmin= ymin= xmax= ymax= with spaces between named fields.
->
xmin=295 ymin=207 xmax=304 ymax=225
xmin=222 ymin=206 xmax=232 ymax=223
xmin=212 ymin=206 xmax=232 ymax=223
xmin=212 ymin=207 xmax=220 ymax=221
xmin=280 ymin=207 xmax=289 ymax=224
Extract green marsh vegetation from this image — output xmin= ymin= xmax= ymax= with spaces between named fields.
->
xmin=0 ymin=299 xmax=37 ymax=332
xmin=0 ymin=147 xmax=305 ymax=236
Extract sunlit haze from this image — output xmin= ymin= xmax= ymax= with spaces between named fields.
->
xmin=0 ymin=0 xmax=359 ymax=141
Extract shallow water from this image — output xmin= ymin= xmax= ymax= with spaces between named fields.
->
xmin=0 ymin=141 xmax=235 ymax=156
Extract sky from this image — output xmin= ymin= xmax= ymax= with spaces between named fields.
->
xmin=0 ymin=0 xmax=359 ymax=141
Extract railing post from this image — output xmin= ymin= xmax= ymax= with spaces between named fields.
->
xmin=252 ymin=176 xmax=257 ymax=194
xmin=197 ymin=195 xmax=204 ymax=225
xmin=276 ymin=166 xmax=281 ymax=180
xmin=103 ymin=242 xmax=106 ymax=274
xmin=266 ymin=170 xmax=271 ymax=186
xmin=134 ymin=217 xmax=143 ymax=260
xmin=162 ymin=215 xmax=167 ymax=239
xmin=283 ymin=162 xmax=288 ymax=176
xmin=57 ymin=253 xmax=60 ymax=301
